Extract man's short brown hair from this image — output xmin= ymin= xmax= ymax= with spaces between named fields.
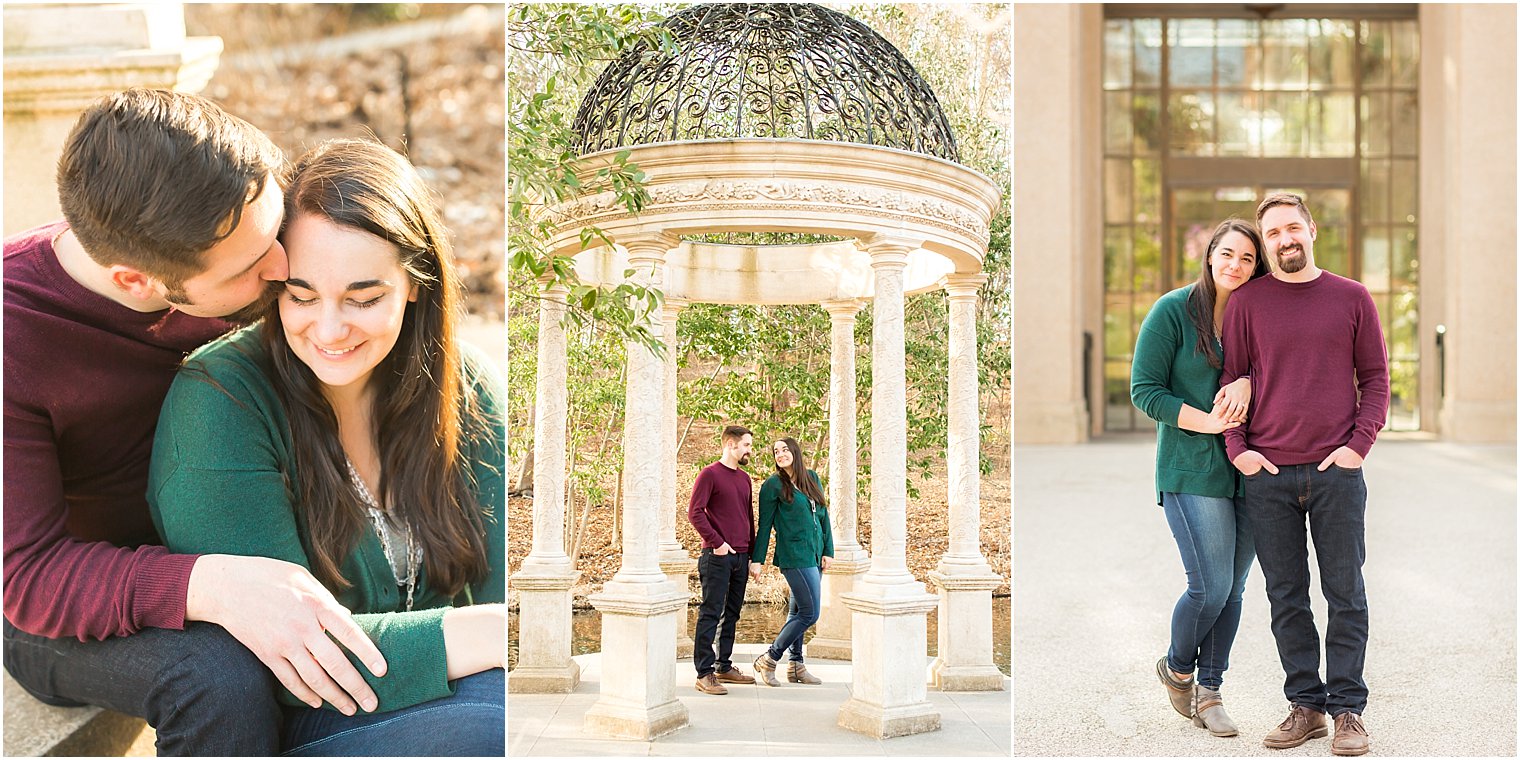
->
xmin=721 ymin=425 xmax=753 ymax=444
xmin=1256 ymin=191 xmax=1315 ymax=228
xmin=56 ymin=88 xmax=286 ymax=286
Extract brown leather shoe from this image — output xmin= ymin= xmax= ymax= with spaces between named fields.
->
xmin=1331 ymin=712 xmax=1370 ymax=756
xmin=694 ymin=674 xmax=728 ymax=695
xmin=714 ymin=666 xmax=756 ymax=685
xmin=787 ymin=661 xmax=822 ymax=684
xmin=1262 ymin=704 xmax=1329 ymax=749
xmin=753 ymin=652 xmax=780 ymax=687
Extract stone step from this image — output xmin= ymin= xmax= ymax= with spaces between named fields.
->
xmin=4 ymin=673 xmax=148 ymax=756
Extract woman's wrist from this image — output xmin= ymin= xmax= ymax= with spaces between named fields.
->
xmin=442 ymin=604 xmax=505 ymax=679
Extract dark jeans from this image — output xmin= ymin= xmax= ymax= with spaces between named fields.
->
xmin=1161 ymin=492 xmax=1254 ymax=690
xmin=692 ymin=548 xmax=749 ymax=678
xmin=282 ymin=668 xmax=504 ymax=756
xmin=3 ymin=619 xmax=281 ymax=755
xmin=766 ymin=565 xmax=822 ymax=663
xmin=1242 ymin=463 xmax=1369 ymax=716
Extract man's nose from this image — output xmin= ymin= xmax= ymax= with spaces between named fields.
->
xmin=262 ymin=240 xmax=289 ymax=282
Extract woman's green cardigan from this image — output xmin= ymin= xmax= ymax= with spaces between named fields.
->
xmin=1130 ymin=285 xmax=1240 ymax=504
xmin=753 ymin=470 xmax=834 ymax=569
xmin=147 ymin=324 xmax=505 ymax=713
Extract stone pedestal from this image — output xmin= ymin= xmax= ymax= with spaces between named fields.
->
xmin=3 ymin=3 xmax=222 ymax=235
xmin=927 ymin=571 xmax=1005 ymax=691
xmin=508 ymin=573 xmax=581 ymax=693
xmin=837 ymin=589 xmax=941 ymax=738
xmin=582 ymin=584 xmax=690 ymax=740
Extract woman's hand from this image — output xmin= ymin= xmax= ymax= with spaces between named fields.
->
xmin=821 ymin=556 xmax=833 ymax=572
xmin=1213 ymin=377 xmax=1252 ymax=422
xmin=1177 ymin=403 xmax=1241 ymax=434
xmin=443 ymin=604 xmax=505 ymax=679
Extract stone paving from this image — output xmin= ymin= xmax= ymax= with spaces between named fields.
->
xmin=1014 ymin=436 xmax=1516 ymax=756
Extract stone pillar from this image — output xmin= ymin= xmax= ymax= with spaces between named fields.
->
xmin=584 ymin=233 xmax=690 ymax=740
xmin=809 ymin=299 xmax=870 ymax=661
xmin=656 ymin=297 xmax=696 ymax=659
xmin=3 ymin=3 xmax=223 ymax=235
xmin=928 ymin=274 xmax=1004 ymax=691
xmin=508 ymin=280 xmax=581 ymax=693
xmin=838 ymin=237 xmax=940 ymax=739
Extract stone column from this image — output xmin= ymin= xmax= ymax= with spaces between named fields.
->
xmin=508 ymin=280 xmax=581 ymax=693
xmin=928 ymin=274 xmax=1004 ymax=691
xmin=656 ymin=297 xmax=696 ymax=659
xmin=808 ymin=299 xmax=870 ymax=661
xmin=584 ymin=233 xmax=690 ymax=740
xmin=838 ymin=237 xmax=940 ymax=739
xmin=3 ymin=3 xmax=223 ymax=235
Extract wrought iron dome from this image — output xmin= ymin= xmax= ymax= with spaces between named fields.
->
xmin=571 ymin=3 xmax=961 ymax=163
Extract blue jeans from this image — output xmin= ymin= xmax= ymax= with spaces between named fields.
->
xmin=1242 ymin=463 xmax=1369 ymax=716
xmin=1161 ymin=492 xmax=1255 ymax=690
xmin=766 ymin=565 xmax=822 ymax=662
xmin=3 ymin=619 xmax=282 ymax=755
xmin=282 ymin=668 xmax=504 ymax=756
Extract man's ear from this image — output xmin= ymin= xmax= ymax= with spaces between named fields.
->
xmin=1308 ymin=220 xmax=1318 ymax=241
xmin=107 ymin=265 xmax=166 ymax=301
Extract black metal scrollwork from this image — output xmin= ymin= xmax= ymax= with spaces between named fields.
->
xmin=571 ymin=3 xmax=961 ymax=164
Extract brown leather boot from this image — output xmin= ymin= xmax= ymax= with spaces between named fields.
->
xmin=787 ymin=661 xmax=822 ymax=684
xmin=1155 ymin=657 xmax=1194 ymax=718
xmin=1331 ymin=712 xmax=1370 ymax=756
xmin=1191 ymin=687 xmax=1238 ymax=737
xmin=714 ymin=666 xmax=756 ymax=685
xmin=695 ymin=673 xmax=728 ymax=695
xmin=1262 ymin=704 xmax=1329 ymax=749
xmin=753 ymin=652 xmax=780 ymax=687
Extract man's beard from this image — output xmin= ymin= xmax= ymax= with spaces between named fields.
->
xmin=164 ymin=280 xmax=280 ymax=325
xmin=1275 ymin=243 xmax=1308 ymax=274
xmin=738 ymin=453 xmax=751 ymax=466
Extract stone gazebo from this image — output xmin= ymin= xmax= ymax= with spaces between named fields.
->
xmin=509 ymin=2 xmax=1003 ymax=741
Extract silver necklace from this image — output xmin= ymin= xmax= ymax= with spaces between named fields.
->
xmin=347 ymin=460 xmax=421 ymax=611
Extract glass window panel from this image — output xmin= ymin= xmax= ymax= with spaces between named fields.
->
xmin=1105 ymin=225 xmax=1132 ymax=291
xmin=1169 ymin=91 xmax=1215 ymax=155
xmin=1261 ymin=92 xmax=1306 ymax=156
xmin=1315 ymin=224 xmax=1349 ymax=277
xmin=1174 ymin=221 xmax=1214 ymax=290
xmin=1308 ymin=19 xmax=1357 ymax=90
xmin=1361 ymin=20 xmax=1391 ymax=88
xmin=1392 ymin=226 xmax=1418 ymax=292
xmin=1392 ymin=20 xmax=1419 ymax=88
xmin=1262 ymin=19 xmax=1308 ymax=89
xmin=1134 ymin=19 xmax=1162 ymax=87
xmin=1315 ymin=188 xmax=1351 ymax=226
xmin=1105 ymin=295 xmax=1132 ymax=358
xmin=1361 ymin=226 xmax=1391 ymax=294
xmin=1389 ymin=360 xmax=1419 ymax=430
xmin=1391 ymin=90 xmax=1418 ymax=156
xmin=1390 ymin=290 xmax=1419 ymax=359
xmin=1134 ymin=226 xmax=1162 ymax=292
xmin=1133 ymin=91 xmax=1163 ymax=155
xmin=1391 ymin=159 xmax=1417 ymax=224
xmin=1104 ymin=19 xmax=1133 ymax=89
xmin=1105 ymin=91 xmax=1134 ymax=154
xmin=1362 ymin=159 xmax=1390 ymax=222
xmin=1215 ymin=19 xmax=1259 ymax=88
xmin=1359 ymin=92 xmax=1391 ymax=156
xmin=1310 ymin=93 xmax=1356 ymax=157
xmin=1106 ymin=360 xmax=1135 ymax=431
xmin=1216 ymin=92 xmax=1258 ymax=156
xmin=1134 ymin=158 xmax=1161 ymax=223
xmin=1169 ymin=19 xmax=1215 ymax=87
xmin=1105 ymin=159 xmax=1132 ymax=224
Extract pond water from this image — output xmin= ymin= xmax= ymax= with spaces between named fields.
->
xmin=508 ymin=596 xmax=1010 ymax=676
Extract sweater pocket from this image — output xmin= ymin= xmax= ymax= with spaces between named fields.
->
xmin=1162 ymin=429 xmax=1218 ymax=474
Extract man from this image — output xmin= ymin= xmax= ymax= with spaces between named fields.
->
xmin=1221 ymin=192 xmax=1389 ymax=757
xmin=686 ymin=425 xmax=758 ymax=695
xmin=4 ymin=89 xmax=387 ymax=755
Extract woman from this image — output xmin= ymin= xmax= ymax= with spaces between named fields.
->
xmin=1131 ymin=218 xmax=1267 ymax=738
xmin=148 ymin=139 xmax=504 ymax=756
xmin=750 ymin=437 xmax=834 ymax=687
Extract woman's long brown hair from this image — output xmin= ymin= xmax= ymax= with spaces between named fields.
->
xmin=264 ymin=138 xmax=488 ymax=596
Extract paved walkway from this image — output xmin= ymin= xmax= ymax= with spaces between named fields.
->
xmin=509 ymin=643 xmax=1010 ymax=756
xmin=1014 ymin=436 xmax=1516 ymax=756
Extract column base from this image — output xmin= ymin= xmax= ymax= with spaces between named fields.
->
xmin=810 ymin=549 xmax=870 ymax=660
xmin=508 ymin=567 xmax=580 ymax=694
xmin=927 ymin=569 xmax=1004 ymax=693
xmin=659 ymin=554 xmax=697 ymax=659
xmin=583 ymin=580 xmax=689 ymax=740
xmin=508 ymin=660 xmax=582 ymax=694
xmin=837 ymin=582 xmax=940 ymax=738
xmin=929 ymin=662 xmax=1006 ymax=692
xmin=837 ymin=696 xmax=941 ymax=739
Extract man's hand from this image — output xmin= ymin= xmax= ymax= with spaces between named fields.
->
xmin=1317 ymin=446 xmax=1364 ymax=471
xmin=1213 ymin=377 xmax=1252 ymax=422
xmin=1197 ymin=406 xmax=1243 ymax=434
xmin=186 ymin=555 xmax=386 ymax=715
xmin=748 ymin=561 xmax=761 ymax=580
xmin=1232 ymin=450 xmax=1279 ymax=476
xmin=714 ymin=542 xmax=732 ymax=556
xmin=821 ymin=556 xmax=833 ymax=572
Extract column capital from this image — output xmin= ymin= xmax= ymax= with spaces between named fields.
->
xmin=661 ymin=296 xmax=690 ymax=320
xmin=618 ymin=231 xmax=680 ymax=265
xmin=940 ymin=272 xmax=989 ymax=299
xmin=859 ymin=234 xmax=923 ymax=267
xmin=821 ymin=298 xmax=866 ymax=319
xmin=537 ymin=274 xmax=570 ymax=300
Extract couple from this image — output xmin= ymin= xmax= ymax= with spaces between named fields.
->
xmin=3 ymin=89 xmax=504 ymax=755
xmin=1132 ymin=194 xmax=1389 ymax=756
xmin=686 ymin=426 xmax=835 ymax=694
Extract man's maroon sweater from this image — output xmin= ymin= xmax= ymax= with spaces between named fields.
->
xmin=687 ymin=460 xmax=754 ymax=552
xmin=4 ymin=223 xmax=229 ymax=640
xmin=1221 ymin=271 xmax=1390 ymax=466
